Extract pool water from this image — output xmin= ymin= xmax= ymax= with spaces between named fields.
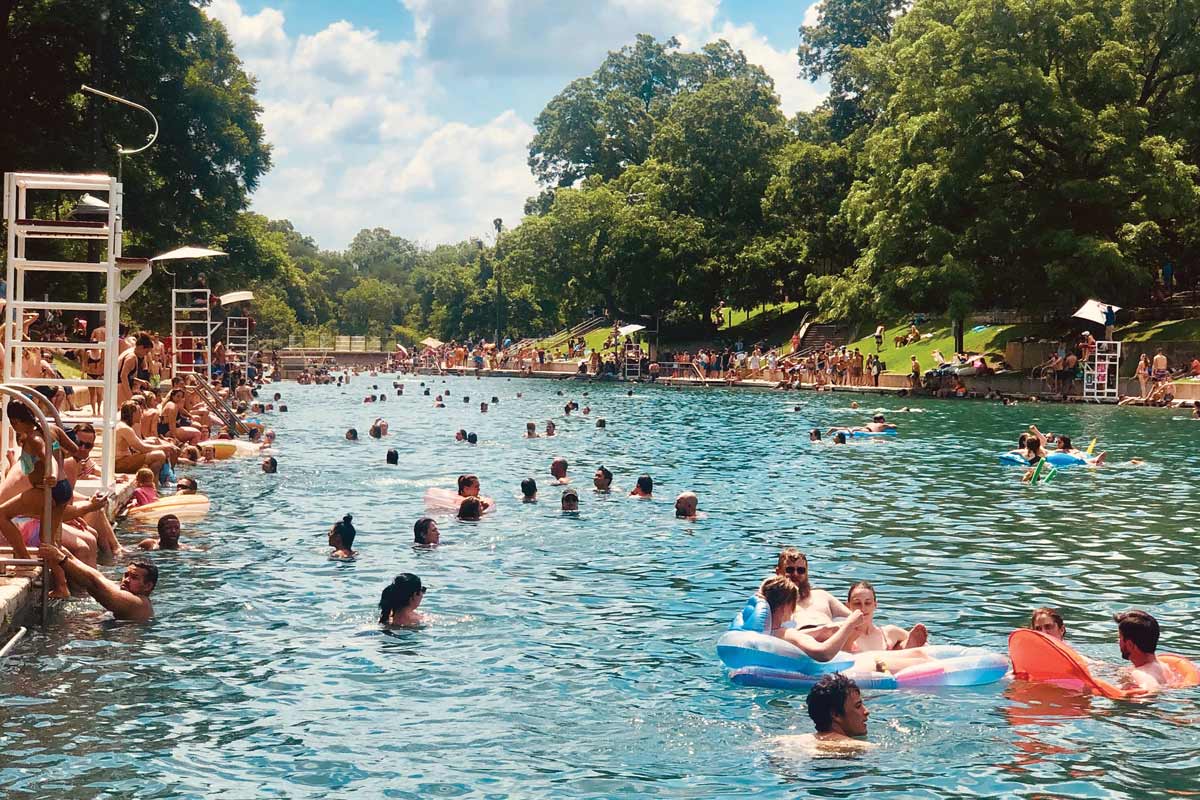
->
xmin=3 ymin=377 xmax=1199 ymax=798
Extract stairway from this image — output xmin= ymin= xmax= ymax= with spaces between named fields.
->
xmin=799 ymin=323 xmax=850 ymax=353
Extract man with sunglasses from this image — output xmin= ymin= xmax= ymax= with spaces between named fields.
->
xmin=66 ymin=423 xmax=122 ymax=558
xmin=775 ymin=549 xmax=853 ymax=631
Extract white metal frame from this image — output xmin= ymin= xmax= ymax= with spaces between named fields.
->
xmin=172 ymin=288 xmax=215 ymax=377
xmin=3 ymin=172 xmax=150 ymax=486
xmin=1083 ymin=340 xmax=1121 ymax=403
xmin=226 ymin=315 xmax=251 ymax=371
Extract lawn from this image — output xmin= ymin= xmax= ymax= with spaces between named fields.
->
xmin=718 ymin=302 xmax=799 ymax=331
xmin=844 ymin=319 xmax=1050 ymax=373
xmin=1113 ymin=318 xmax=1200 ymax=343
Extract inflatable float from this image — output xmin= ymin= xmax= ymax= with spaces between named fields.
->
xmin=424 ymin=487 xmax=496 ymax=514
xmin=997 ymin=451 xmax=1094 ymax=468
xmin=1008 ymin=629 xmax=1199 ymax=698
xmin=199 ymin=439 xmax=261 ymax=459
xmin=125 ymin=493 xmax=211 ymax=522
xmin=851 ymin=429 xmax=898 ymax=438
xmin=719 ymin=596 xmax=1009 ymax=691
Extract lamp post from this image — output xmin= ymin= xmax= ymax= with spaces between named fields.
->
xmin=493 ymin=218 xmax=503 ymax=347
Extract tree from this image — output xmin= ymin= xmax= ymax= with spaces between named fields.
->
xmin=827 ymin=0 xmax=1200 ymax=320
xmin=339 ymin=277 xmax=403 ymax=337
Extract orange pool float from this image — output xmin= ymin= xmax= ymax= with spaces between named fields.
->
xmin=1009 ymin=629 xmax=1199 ymax=698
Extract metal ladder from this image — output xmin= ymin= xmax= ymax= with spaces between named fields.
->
xmin=226 ymin=315 xmax=251 ymax=373
xmin=172 ymin=288 xmax=218 ymax=377
xmin=183 ymin=373 xmax=248 ymax=436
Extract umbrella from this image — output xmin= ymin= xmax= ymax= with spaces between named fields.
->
xmin=150 ymin=246 xmax=227 ymax=261
xmin=1071 ymin=300 xmax=1120 ymax=326
xmin=395 ymin=343 xmax=409 ymax=355
xmin=421 ymin=337 xmax=444 ymax=348
xmin=219 ymin=290 xmax=254 ymax=306
xmin=617 ymin=323 xmax=646 ymax=336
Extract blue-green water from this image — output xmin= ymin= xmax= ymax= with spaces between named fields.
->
xmin=3 ymin=378 xmax=1200 ymax=798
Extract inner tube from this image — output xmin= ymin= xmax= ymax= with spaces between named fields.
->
xmin=198 ymin=440 xmax=259 ymax=459
xmin=1009 ymin=629 xmax=1199 ymax=698
xmin=729 ymin=594 xmax=770 ymax=633
xmin=726 ymin=643 xmax=1009 ymax=691
xmin=126 ymin=493 xmax=211 ymax=521
xmin=1044 ymin=451 xmax=1089 ymax=467
xmin=717 ymin=629 xmax=855 ymax=674
xmin=998 ymin=452 xmax=1032 ymax=467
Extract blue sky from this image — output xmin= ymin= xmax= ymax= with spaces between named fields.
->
xmin=209 ymin=0 xmax=826 ymax=250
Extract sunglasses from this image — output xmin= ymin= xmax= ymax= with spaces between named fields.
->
xmin=77 ymin=441 xmax=95 ymax=450
xmin=784 ymin=565 xmax=807 ymax=574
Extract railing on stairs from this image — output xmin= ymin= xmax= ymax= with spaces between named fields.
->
xmin=183 ymin=373 xmax=248 ymax=436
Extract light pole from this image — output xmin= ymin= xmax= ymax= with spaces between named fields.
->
xmin=493 ymin=218 xmax=503 ymax=346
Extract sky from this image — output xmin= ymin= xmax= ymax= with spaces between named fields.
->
xmin=207 ymin=0 xmax=828 ymax=251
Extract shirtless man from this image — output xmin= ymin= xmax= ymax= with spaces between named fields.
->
xmin=674 ymin=491 xmax=699 ymax=519
xmin=39 ymin=542 xmax=156 ymax=621
xmin=549 ymin=457 xmax=569 ymax=485
xmin=593 ymin=466 xmax=613 ymax=493
xmin=114 ymin=400 xmax=169 ymax=475
xmin=776 ymin=673 xmax=873 ymax=753
xmin=1152 ymin=349 xmax=1169 ymax=382
xmin=775 ymin=549 xmax=851 ymax=629
xmin=1115 ymin=609 xmax=1172 ymax=693
xmin=138 ymin=514 xmax=185 ymax=551
xmin=116 ymin=334 xmax=153 ymax=407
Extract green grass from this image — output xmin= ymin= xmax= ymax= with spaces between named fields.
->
xmin=537 ymin=327 xmax=647 ymax=357
xmin=844 ymin=319 xmax=1049 ymax=373
xmin=1113 ymin=318 xmax=1200 ymax=343
xmin=54 ymin=355 xmax=82 ymax=379
xmin=718 ymin=302 xmax=799 ymax=331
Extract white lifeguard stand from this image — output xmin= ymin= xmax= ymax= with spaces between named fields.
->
xmin=171 ymin=288 xmax=218 ymax=377
xmin=226 ymin=316 xmax=250 ymax=372
xmin=2 ymin=172 xmax=153 ymax=486
xmin=1083 ymin=340 xmax=1121 ymax=403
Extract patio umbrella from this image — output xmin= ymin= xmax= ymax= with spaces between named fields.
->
xmin=617 ymin=323 xmax=646 ymax=336
xmin=219 ymin=290 xmax=254 ymax=306
xmin=1071 ymin=300 xmax=1120 ymax=326
xmin=150 ymin=246 xmax=227 ymax=261
xmin=421 ymin=337 xmax=444 ymax=348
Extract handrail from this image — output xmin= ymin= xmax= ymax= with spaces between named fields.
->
xmin=182 ymin=373 xmax=248 ymax=436
xmin=0 ymin=386 xmax=58 ymax=625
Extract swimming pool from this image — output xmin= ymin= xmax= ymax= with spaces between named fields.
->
xmin=2 ymin=378 xmax=1199 ymax=798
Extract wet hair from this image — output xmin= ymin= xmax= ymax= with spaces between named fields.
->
xmin=413 ymin=517 xmax=436 ymax=544
xmin=279 ymin=405 xmax=288 ymax=412
xmin=262 ymin=456 xmax=278 ymax=473
xmin=806 ymin=673 xmax=859 ymax=733
xmin=467 ymin=432 xmax=478 ymax=445
xmin=551 ymin=457 xmax=568 ymax=477
xmin=457 ymin=496 xmax=483 ymax=520
xmin=1017 ymin=433 xmax=1028 ymax=449
xmin=1030 ymin=607 xmax=1064 ymax=633
xmin=596 ymin=418 xmax=606 ymax=428
xmin=248 ymin=427 xmax=262 ymax=442
xmin=330 ymin=514 xmax=356 ymax=548
xmin=873 ymin=413 xmax=885 ymax=422
xmin=177 ymin=476 xmax=198 ymax=492
xmin=386 ymin=449 xmax=399 ymax=465
xmin=833 ymin=432 xmax=847 ymax=444
xmin=635 ymin=474 xmax=653 ymax=494
xmin=379 ymin=573 xmax=424 ymax=623
xmin=346 ymin=428 xmax=358 ymax=440
xmin=776 ymin=548 xmax=806 ymax=569
xmin=1058 ymin=435 xmax=1072 ymax=450
xmin=130 ymin=560 xmax=159 ymax=589
xmin=847 ymin=580 xmax=876 ymax=602
xmin=369 ymin=425 xmax=382 ymax=439
xmin=156 ymin=514 xmax=180 ymax=538
xmin=759 ymin=575 xmax=799 ymax=612
xmin=809 ymin=428 xmax=821 ymax=441
xmin=182 ymin=444 xmax=201 ymax=460
xmin=457 ymin=474 xmax=479 ymax=494
xmin=595 ymin=466 xmax=612 ymax=484
xmin=521 ymin=478 xmax=537 ymax=499
xmin=1114 ymin=609 xmax=1159 ymax=653
xmin=526 ymin=422 xmax=536 ymax=432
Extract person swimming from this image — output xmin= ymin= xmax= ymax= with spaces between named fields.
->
xmin=1030 ymin=607 xmax=1066 ymax=640
xmin=413 ymin=517 xmax=440 ymax=546
xmin=521 ymin=478 xmax=538 ymax=502
xmin=379 ymin=573 xmax=427 ymax=627
xmin=1115 ymin=609 xmax=1171 ymax=692
xmin=550 ymin=457 xmax=569 ymax=485
xmin=561 ymin=488 xmax=579 ymax=512
xmin=345 ymin=428 xmax=358 ymax=441
xmin=809 ymin=428 xmax=822 ymax=442
xmin=329 ymin=514 xmax=357 ymax=559
xmin=457 ymin=496 xmax=484 ymax=520
xmin=525 ymin=422 xmax=538 ymax=438
xmin=545 ymin=420 xmax=557 ymax=436
xmin=386 ymin=449 xmax=399 ymax=465
xmin=674 ymin=491 xmax=699 ymax=519
xmin=629 ymin=474 xmax=653 ymax=498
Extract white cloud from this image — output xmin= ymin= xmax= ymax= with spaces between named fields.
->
xmin=205 ymin=1 xmax=827 ymax=250
xmin=802 ymin=0 xmax=824 ymax=29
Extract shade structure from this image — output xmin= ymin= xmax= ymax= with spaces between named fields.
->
xmin=420 ymin=337 xmax=444 ymax=348
xmin=1071 ymin=299 xmax=1121 ymax=326
xmin=149 ymin=246 xmax=227 ymax=261
xmin=395 ymin=343 xmax=409 ymax=355
xmin=219 ymin=290 xmax=254 ymax=306
xmin=617 ymin=323 xmax=646 ymax=336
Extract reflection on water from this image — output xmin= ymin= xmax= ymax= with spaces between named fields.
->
xmin=2 ymin=378 xmax=1199 ymax=798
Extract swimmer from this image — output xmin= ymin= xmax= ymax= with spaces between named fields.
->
xmin=1030 ymin=607 xmax=1066 ymax=640
xmin=545 ymin=420 xmax=557 ymax=437
xmin=414 ymin=517 xmax=440 ymax=546
xmin=521 ymin=478 xmax=538 ymax=503
xmin=772 ymin=673 xmax=874 ymax=753
xmin=809 ymin=428 xmax=821 ymax=442
xmin=40 ymin=542 xmax=155 ymax=621
xmin=525 ymin=422 xmax=538 ymax=438
xmin=596 ymin=418 xmax=607 ymax=428
xmin=582 ymin=406 xmax=591 ymax=415
xmin=561 ymin=488 xmax=579 ymax=512
xmin=175 ymin=477 xmax=198 ymax=495
xmin=457 ymin=496 xmax=484 ymax=520
xmin=379 ymin=573 xmax=427 ymax=627
xmin=137 ymin=514 xmax=186 ymax=551
xmin=775 ymin=549 xmax=852 ymax=630
xmin=550 ymin=457 xmax=569 ymax=485
xmin=261 ymin=456 xmax=278 ymax=474
xmin=674 ymin=491 xmax=699 ymax=519
xmin=1115 ymin=609 xmax=1171 ymax=692
xmin=864 ymin=413 xmax=896 ymax=433
xmin=843 ymin=581 xmax=928 ymax=652
xmin=629 ymin=474 xmax=653 ymax=498
xmin=593 ymin=466 xmax=613 ymax=493
xmin=328 ymin=514 xmax=357 ymax=559
xmin=467 ymin=432 xmax=478 ymax=445
xmin=850 ymin=401 xmax=859 ymax=409
xmin=832 ymin=432 xmax=847 ymax=445
xmin=480 ymin=402 xmax=489 ymax=413
xmin=456 ymin=429 xmax=467 ymax=442
xmin=386 ymin=449 xmax=399 ymax=465
xmin=761 ymin=576 xmax=865 ymax=661
xmin=346 ymin=428 xmax=358 ymax=441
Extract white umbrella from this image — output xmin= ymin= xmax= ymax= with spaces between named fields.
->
xmin=421 ymin=337 xmax=444 ymax=348
xmin=150 ymin=246 xmax=227 ymax=261
xmin=219 ymin=290 xmax=254 ymax=306
xmin=1072 ymin=300 xmax=1120 ymax=326
xmin=617 ymin=323 xmax=646 ymax=336
xmin=395 ymin=343 xmax=409 ymax=355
